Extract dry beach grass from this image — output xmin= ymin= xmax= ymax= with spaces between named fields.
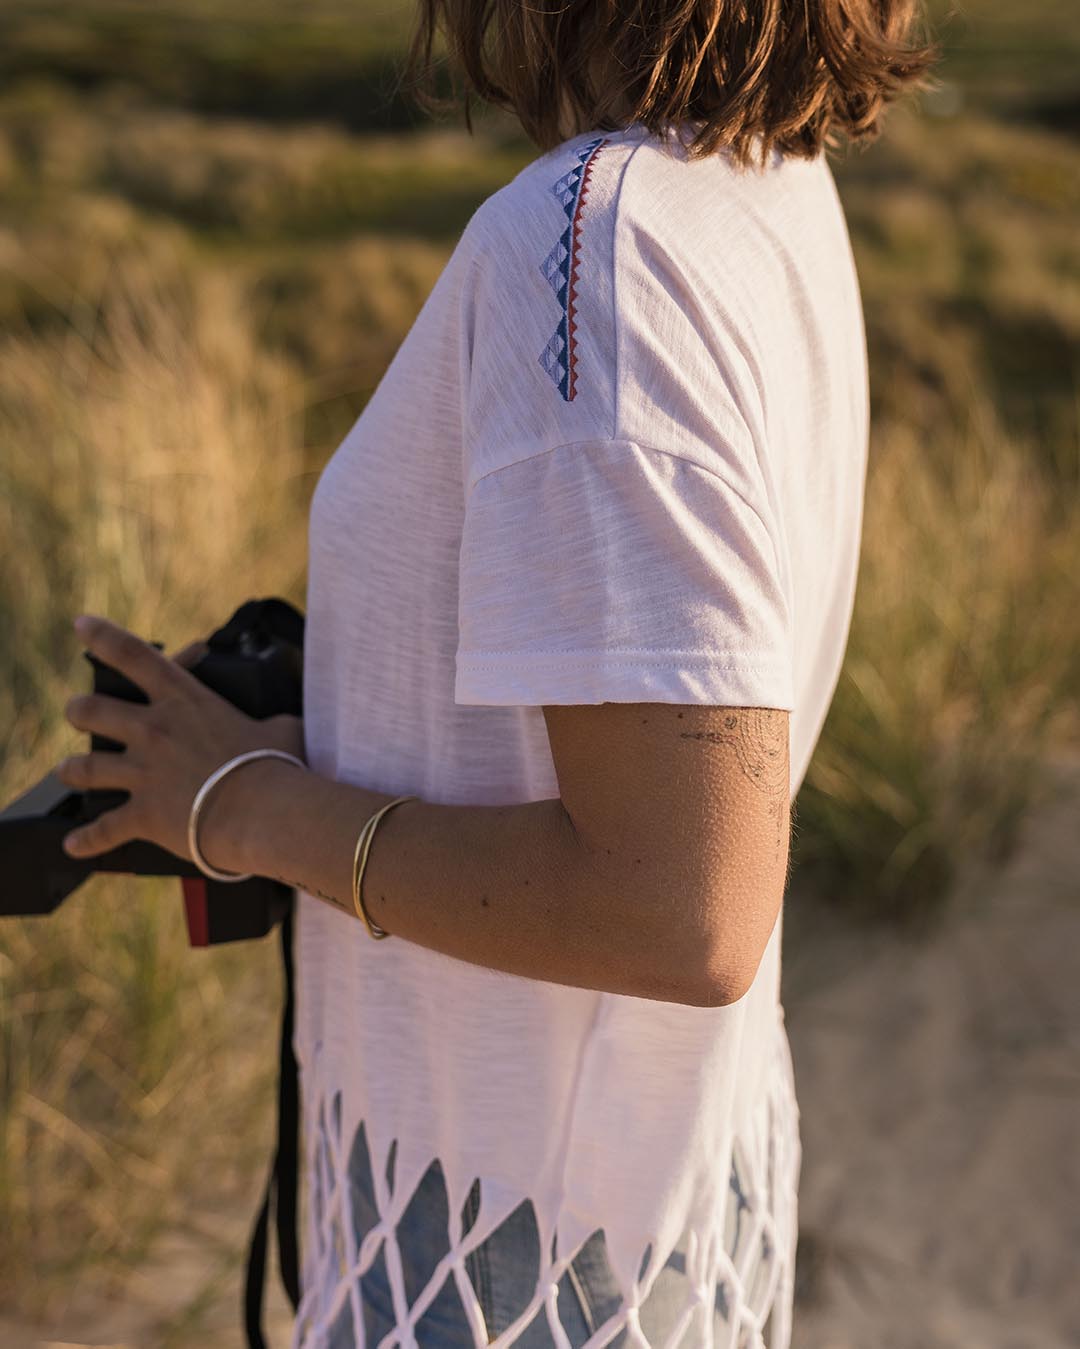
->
xmin=0 ymin=0 xmax=1077 ymax=1340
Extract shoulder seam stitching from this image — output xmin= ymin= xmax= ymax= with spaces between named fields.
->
xmin=611 ymin=136 xmax=650 ymax=441
xmin=466 ymin=437 xmax=776 ymax=549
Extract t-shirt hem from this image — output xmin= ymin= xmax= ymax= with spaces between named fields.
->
xmin=454 ymin=650 xmax=796 ymax=709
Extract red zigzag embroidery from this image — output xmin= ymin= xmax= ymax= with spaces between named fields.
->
xmin=565 ymin=144 xmax=605 ymax=401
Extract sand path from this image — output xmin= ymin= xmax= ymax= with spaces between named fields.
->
xmin=784 ymin=749 xmax=1080 ymax=1348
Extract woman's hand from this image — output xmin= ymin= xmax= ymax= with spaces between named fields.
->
xmin=55 ymin=613 xmax=307 ymax=861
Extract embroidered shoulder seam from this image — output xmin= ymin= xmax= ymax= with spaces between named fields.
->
xmin=538 ymin=136 xmax=609 ymax=402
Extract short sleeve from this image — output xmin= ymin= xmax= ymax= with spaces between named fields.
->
xmin=453 ymin=133 xmax=795 ymax=710
xmin=454 ymin=439 xmax=794 ymax=709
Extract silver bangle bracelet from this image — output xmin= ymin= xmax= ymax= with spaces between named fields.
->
xmin=187 ymin=747 xmax=308 ymax=883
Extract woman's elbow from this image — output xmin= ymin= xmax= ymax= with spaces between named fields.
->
xmin=650 ymin=884 xmax=783 ymax=1008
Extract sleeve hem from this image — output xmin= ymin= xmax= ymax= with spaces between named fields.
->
xmin=455 ymin=650 xmax=795 ymax=709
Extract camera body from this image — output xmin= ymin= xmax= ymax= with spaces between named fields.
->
xmin=0 ymin=597 xmax=305 ymax=945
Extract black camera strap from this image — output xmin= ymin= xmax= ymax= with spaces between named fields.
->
xmin=244 ymin=902 xmax=302 ymax=1348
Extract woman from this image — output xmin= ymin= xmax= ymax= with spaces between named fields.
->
xmin=57 ymin=0 xmax=939 ymax=1344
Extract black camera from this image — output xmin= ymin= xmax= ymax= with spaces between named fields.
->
xmin=0 ymin=596 xmax=305 ymax=945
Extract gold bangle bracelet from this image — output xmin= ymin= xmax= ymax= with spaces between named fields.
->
xmin=351 ymin=795 xmax=418 ymax=939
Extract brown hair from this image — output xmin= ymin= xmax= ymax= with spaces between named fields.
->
xmin=402 ymin=0 xmax=943 ymax=169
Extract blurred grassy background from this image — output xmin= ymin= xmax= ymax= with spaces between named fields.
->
xmin=0 ymin=0 xmax=1077 ymax=1338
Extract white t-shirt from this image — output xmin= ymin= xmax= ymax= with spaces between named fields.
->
xmin=292 ymin=120 xmax=868 ymax=1348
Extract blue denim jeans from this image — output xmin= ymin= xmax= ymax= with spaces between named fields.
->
xmin=331 ymin=1119 xmax=735 ymax=1348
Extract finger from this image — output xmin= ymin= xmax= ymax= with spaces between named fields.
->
xmin=65 ymin=691 xmax=154 ymax=746
xmin=73 ymin=614 xmax=194 ymax=704
xmin=55 ymin=751 xmax=142 ymax=793
xmin=61 ymin=803 xmax=141 ymax=858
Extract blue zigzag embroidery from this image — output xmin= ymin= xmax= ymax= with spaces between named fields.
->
xmin=538 ymin=136 xmax=609 ymax=402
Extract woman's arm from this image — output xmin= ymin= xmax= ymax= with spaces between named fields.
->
xmin=201 ymin=700 xmax=791 ymax=1008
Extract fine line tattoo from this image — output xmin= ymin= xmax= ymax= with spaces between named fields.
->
xmin=679 ymin=708 xmax=790 ymax=863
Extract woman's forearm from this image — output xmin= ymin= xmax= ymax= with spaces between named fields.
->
xmin=198 ymin=757 xmax=700 ymax=1002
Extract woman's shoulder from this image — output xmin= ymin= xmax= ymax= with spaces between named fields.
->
xmin=470 ymin=121 xmax=819 ymax=229
xmin=462 ymin=126 xmax=646 ymax=268
xmin=460 ymin=121 xmax=830 ymax=312
xmin=456 ymin=122 xmax=840 ymax=463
